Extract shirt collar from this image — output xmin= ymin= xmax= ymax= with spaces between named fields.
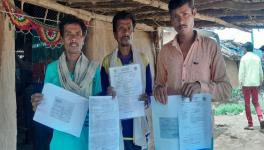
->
xmin=172 ymin=30 xmax=200 ymax=47
xmin=117 ymin=49 xmax=133 ymax=59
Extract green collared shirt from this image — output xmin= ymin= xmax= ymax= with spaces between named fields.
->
xmin=44 ymin=60 xmax=102 ymax=150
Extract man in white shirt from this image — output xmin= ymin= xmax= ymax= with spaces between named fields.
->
xmin=239 ymin=42 xmax=264 ymax=130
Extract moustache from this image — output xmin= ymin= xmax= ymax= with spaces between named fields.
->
xmin=69 ymin=42 xmax=79 ymax=46
xmin=121 ymin=36 xmax=130 ymax=40
xmin=178 ymin=25 xmax=188 ymax=28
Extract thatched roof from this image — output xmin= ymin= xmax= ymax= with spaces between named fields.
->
xmin=15 ymin=0 xmax=264 ymax=31
xmin=221 ymin=40 xmax=244 ymax=60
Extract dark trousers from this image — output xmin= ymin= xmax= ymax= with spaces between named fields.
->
xmin=124 ymin=140 xmax=142 ymax=150
xmin=33 ymin=122 xmax=53 ymax=150
xmin=32 ymin=83 xmax=53 ymax=150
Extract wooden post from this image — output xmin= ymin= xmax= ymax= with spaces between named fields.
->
xmin=251 ymin=29 xmax=254 ymax=48
xmin=0 ymin=2 xmax=17 ymax=150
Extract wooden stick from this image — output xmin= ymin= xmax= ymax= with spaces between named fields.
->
xmin=20 ymin=0 xmax=154 ymax=31
xmin=21 ymin=0 xmax=24 ymax=11
xmin=44 ymin=9 xmax=48 ymax=23
xmin=56 ymin=12 xmax=60 ymax=25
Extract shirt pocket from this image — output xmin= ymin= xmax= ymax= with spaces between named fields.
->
xmin=191 ymin=57 xmax=210 ymax=81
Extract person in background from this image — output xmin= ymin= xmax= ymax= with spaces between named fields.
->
xmin=259 ymin=45 xmax=264 ymax=62
xmin=239 ymin=42 xmax=264 ymax=130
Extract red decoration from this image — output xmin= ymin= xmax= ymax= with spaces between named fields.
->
xmin=2 ymin=0 xmax=62 ymax=47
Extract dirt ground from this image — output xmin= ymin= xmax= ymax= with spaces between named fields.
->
xmin=214 ymin=114 xmax=264 ymax=150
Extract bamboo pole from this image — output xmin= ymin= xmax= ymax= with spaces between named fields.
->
xmin=20 ymin=0 xmax=154 ymax=31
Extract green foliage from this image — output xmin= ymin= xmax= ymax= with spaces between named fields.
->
xmin=229 ymin=88 xmax=243 ymax=101
xmin=215 ymin=96 xmax=264 ymax=115
xmin=215 ymin=103 xmax=244 ymax=115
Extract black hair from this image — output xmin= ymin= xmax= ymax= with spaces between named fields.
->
xmin=259 ymin=45 xmax=264 ymax=51
xmin=112 ymin=11 xmax=136 ymax=32
xmin=168 ymin=0 xmax=194 ymax=14
xmin=59 ymin=15 xmax=87 ymax=37
xmin=243 ymin=42 xmax=254 ymax=52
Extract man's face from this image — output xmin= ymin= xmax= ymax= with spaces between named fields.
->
xmin=62 ymin=23 xmax=85 ymax=54
xmin=114 ymin=19 xmax=134 ymax=47
xmin=170 ymin=3 xmax=196 ymax=35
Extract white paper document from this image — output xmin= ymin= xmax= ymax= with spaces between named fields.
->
xmin=151 ymin=93 xmax=212 ymax=150
xmin=33 ymin=83 xmax=89 ymax=137
xmin=109 ymin=64 xmax=145 ymax=119
xmin=179 ymin=94 xmax=212 ymax=150
xmin=89 ymin=96 xmax=119 ymax=150
xmin=151 ymin=95 xmax=181 ymax=150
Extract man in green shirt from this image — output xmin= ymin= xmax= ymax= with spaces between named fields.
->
xmin=31 ymin=15 xmax=101 ymax=150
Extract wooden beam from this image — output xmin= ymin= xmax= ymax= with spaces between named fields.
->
xmin=63 ymin=1 xmax=140 ymax=9
xmin=58 ymin=0 xmax=114 ymax=2
xmin=199 ymin=9 xmax=264 ymax=18
xmin=83 ymin=7 xmax=136 ymax=13
xmin=220 ymin=17 xmax=264 ymax=24
xmin=21 ymin=0 xmax=107 ymax=21
xmin=132 ymin=0 xmax=249 ymax=32
xmin=52 ymin=0 xmax=114 ymax=3
xmin=195 ymin=0 xmax=224 ymax=6
xmin=195 ymin=13 xmax=249 ymax=32
xmin=197 ymin=1 xmax=264 ymax=11
xmin=132 ymin=0 xmax=168 ymax=10
xmin=20 ymin=0 xmax=154 ymax=31
xmin=194 ymin=21 xmax=264 ymax=29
